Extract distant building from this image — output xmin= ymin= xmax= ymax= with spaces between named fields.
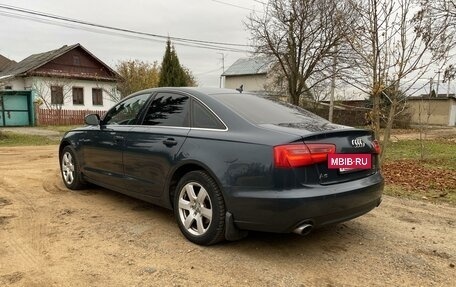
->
xmin=222 ymin=57 xmax=273 ymax=93
xmin=407 ymin=94 xmax=456 ymax=126
xmin=0 ymin=43 xmax=121 ymax=111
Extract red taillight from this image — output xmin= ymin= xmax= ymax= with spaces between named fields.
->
xmin=372 ymin=140 xmax=381 ymax=154
xmin=273 ymin=143 xmax=336 ymax=168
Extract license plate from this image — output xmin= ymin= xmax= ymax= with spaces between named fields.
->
xmin=328 ymin=154 xmax=372 ymax=170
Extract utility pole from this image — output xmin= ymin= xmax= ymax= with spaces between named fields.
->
xmin=328 ymin=47 xmax=337 ymax=122
xmin=217 ymin=53 xmax=225 ymax=88
xmin=444 ymin=65 xmax=455 ymax=97
xmin=436 ymin=70 xmax=441 ymax=96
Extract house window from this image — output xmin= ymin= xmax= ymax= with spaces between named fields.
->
xmin=4 ymin=85 xmax=12 ymax=90
xmin=92 ymin=88 xmax=103 ymax=106
xmin=73 ymin=56 xmax=80 ymax=66
xmin=73 ymin=87 xmax=84 ymax=105
xmin=51 ymin=86 xmax=64 ymax=105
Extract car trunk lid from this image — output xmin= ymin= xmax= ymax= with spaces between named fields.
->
xmin=301 ymin=130 xmax=379 ymax=185
xmin=268 ymin=123 xmax=380 ymax=186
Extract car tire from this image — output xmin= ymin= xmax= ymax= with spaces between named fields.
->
xmin=174 ymin=171 xmax=225 ymax=245
xmin=60 ymin=146 xmax=87 ymax=190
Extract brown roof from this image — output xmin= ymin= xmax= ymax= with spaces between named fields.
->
xmin=0 ymin=44 xmax=120 ymax=81
xmin=0 ymin=54 xmax=16 ymax=72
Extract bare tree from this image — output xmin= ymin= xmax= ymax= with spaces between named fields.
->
xmin=344 ymin=0 xmax=452 ymax=162
xmin=246 ymin=0 xmax=354 ymax=105
xmin=443 ymin=64 xmax=456 ymax=96
xmin=417 ymin=91 xmax=438 ymax=161
xmin=416 ymin=0 xmax=456 ymax=51
xmin=264 ymin=61 xmax=333 ymax=107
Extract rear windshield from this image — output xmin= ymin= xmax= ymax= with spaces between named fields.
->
xmin=214 ymin=93 xmax=325 ymax=124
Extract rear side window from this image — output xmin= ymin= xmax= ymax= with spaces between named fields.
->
xmin=215 ymin=93 xmax=324 ymax=124
xmin=142 ymin=93 xmax=190 ymax=127
xmin=192 ymin=100 xmax=225 ymax=130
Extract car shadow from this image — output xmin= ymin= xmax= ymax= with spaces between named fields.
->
xmin=71 ymin=185 xmax=176 ymax=223
xmin=71 ymin=185 xmax=375 ymax=254
xmin=215 ymin=220 xmax=374 ymax=258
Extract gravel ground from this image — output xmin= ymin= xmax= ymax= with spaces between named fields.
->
xmin=0 ymin=145 xmax=455 ymax=286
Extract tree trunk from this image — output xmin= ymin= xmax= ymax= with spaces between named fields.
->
xmin=288 ymin=76 xmax=299 ymax=105
xmin=290 ymin=94 xmax=299 ymax=105
xmin=380 ymin=97 xmax=398 ymax=165
xmin=372 ymin=89 xmax=381 ymax=140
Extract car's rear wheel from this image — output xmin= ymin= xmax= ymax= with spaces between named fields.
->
xmin=60 ymin=146 xmax=87 ymax=190
xmin=174 ymin=171 xmax=225 ymax=245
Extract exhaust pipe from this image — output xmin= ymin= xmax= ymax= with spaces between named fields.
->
xmin=293 ymin=223 xmax=313 ymax=236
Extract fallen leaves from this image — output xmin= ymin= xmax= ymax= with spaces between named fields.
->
xmin=382 ymin=159 xmax=456 ymax=193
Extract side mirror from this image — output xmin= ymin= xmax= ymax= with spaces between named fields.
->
xmin=85 ymin=114 xmax=100 ymax=126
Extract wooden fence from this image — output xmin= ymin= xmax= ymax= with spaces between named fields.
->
xmin=36 ymin=108 xmax=106 ymax=126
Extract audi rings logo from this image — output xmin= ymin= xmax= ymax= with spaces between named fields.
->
xmin=351 ymin=138 xmax=365 ymax=148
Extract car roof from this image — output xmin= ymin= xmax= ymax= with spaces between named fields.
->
xmin=116 ymin=87 xmax=341 ymax=143
xmin=127 ymin=87 xmax=242 ymax=97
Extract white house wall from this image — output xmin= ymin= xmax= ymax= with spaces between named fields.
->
xmin=27 ymin=76 xmax=119 ymax=111
xmin=407 ymin=99 xmax=454 ymax=126
xmin=449 ymin=100 xmax=456 ymax=126
xmin=224 ymin=75 xmax=267 ymax=92
xmin=1 ymin=77 xmax=25 ymax=90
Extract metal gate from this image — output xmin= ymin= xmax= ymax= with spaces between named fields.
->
xmin=0 ymin=91 xmax=33 ymax=126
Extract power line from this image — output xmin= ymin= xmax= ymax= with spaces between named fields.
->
xmin=0 ymin=4 xmax=252 ymax=53
xmin=0 ymin=4 xmax=249 ymax=47
xmin=211 ymin=0 xmax=262 ymax=13
xmin=0 ymin=10 xmax=251 ymax=53
xmin=195 ymin=67 xmax=223 ymax=76
xmin=0 ymin=11 xmax=164 ymax=44
xmin=252 ymin=0 xmax=267 ymax=5
xmin=0 ymin=10 xmax=247 ymax=53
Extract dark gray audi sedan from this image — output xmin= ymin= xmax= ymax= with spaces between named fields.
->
xmin=59 ymin=87 xmax=383 ymax=245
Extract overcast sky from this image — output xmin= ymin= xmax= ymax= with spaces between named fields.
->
xmin=0 ymin=0 xmax=263 ymax=87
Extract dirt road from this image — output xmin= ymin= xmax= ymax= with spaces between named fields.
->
xmin=0 ymin=146 xmax=455 ymax=286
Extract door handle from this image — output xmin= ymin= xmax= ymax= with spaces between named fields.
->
xmin=162 ymin=138 xmax=178 ymax=147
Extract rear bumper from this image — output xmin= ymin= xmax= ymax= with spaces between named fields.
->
xmin=226 ymin=172 xmax=384 ymax=233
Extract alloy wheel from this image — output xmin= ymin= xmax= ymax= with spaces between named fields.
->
xmin=177 ymin=182 xmax=213 ymax=236
xmin=61 ymin=151 xmax=75 ymax=185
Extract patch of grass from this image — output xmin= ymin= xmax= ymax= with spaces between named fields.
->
xmin=0 ymin=131 xmax=59 ymax=146
xmin=385 ymin=139 xmax=456 ymax=170
xmin=42 ymin=125 xmax=82 ymax=134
